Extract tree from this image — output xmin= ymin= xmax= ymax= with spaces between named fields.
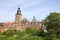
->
xmin=42 ymin=12 xmax=60 ymax=36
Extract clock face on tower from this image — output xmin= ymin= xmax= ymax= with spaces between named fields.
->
xmin=18 ymin=11 xmax=20 ymax=13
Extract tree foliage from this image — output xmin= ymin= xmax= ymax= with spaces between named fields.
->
xmin=42 ymin=12 xmax=60 ymax=38
xmin=0 ymin=27 xmax=59 ymax=40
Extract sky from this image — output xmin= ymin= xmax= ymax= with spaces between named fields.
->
xmin=0 ymin=0 xmax=60 ymax=22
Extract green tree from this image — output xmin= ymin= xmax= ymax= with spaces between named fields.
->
xmin=42 ymin=12 xmax=60 ymax=37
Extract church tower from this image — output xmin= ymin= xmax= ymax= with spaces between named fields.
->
xmin=15 ymin=8 xmax=22 ymax=23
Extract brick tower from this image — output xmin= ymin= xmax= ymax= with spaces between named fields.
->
xmin=15 ymin=8 xmax=22 ymax=23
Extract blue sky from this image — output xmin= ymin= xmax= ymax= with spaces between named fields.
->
xmin=0 ymin=0 xmax=60 ymax=22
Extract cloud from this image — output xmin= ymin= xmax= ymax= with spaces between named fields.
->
xmin=22 ymin=1 xmax=38 ymax=9
xmin=21 ymin=0 xmax=46 ymax=9
xmin=0 ymin=0 xmax=46 ymax=9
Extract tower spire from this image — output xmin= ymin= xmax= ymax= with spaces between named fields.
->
xmin=32 ymin=16 xmax=36 ymax=22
